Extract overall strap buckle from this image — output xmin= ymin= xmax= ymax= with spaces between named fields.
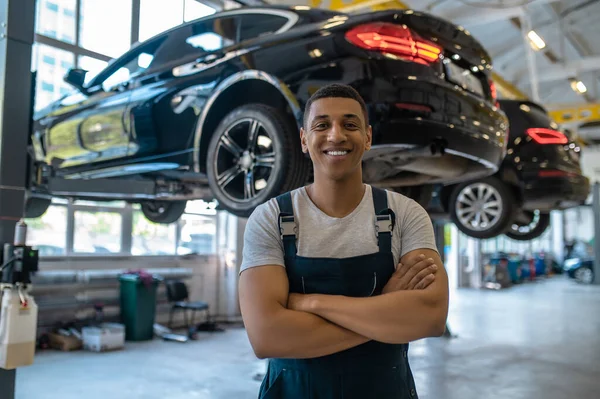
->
xmin=279 ymin=215 xmax=297 ymax=239
xmin=375 ymin=214 xmax=393 ymax=236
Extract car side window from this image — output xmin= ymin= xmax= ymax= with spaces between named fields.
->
xmin=150 ymin=16 xmax=239 ymax=69
xmin=101 ymin=51 xmax=154 ymax=91
xmin=89 ymin=37 xmax=166 ymax=91
xmin=238 ymin=14 xmax=289 ymax=42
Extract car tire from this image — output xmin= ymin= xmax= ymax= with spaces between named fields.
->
xmin=449 ymin=176 xmax=515 ymax=240
xmin=140 ymin=201 xmax=187 ymax=224
xmin=206 ymin=104 xmax=309 ymax=218
xmin=505 ymin=211 xmax=550 ymax=241
xmin=393 ymin=185 xmax=434 ymax=208
xmin=574 ymin=267 xmax=594 ymax=284
xmin=24 ymin=197 xmax=52 ymax=219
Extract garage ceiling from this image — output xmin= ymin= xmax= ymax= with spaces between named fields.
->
xmin=411 ymin=0 xmax=600 ymax=106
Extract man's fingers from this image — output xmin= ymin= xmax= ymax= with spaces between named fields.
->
xmin=407 ymin=263 xmax=438 ymax=289
xmin=402 ymin=257 xmax=435 ymax=282
xmin=396 ymin=254 xmax=426 ymax=273
xmin=414 ymin=273 xmax=435 ymax=290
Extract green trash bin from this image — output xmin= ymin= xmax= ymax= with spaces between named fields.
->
xmin=119 ymin=273 xmax=160 ymax=341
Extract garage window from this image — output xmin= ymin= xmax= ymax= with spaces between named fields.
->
xmin=25 ymin=202 xmax=68 ymax=257
xmin=79 ymin=0 xmax=132 ymax=58
xmin=132 ymin=205 xmax=178 ymax=256
xmin=73 ymin=211 xmax=123 ymax=254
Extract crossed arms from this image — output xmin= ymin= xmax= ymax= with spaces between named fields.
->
xmin=239 ymin=248 xmax=449 ymax=360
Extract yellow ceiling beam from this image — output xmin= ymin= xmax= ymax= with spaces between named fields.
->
xmin=310 ymin=0 xmax=529 ymax=101
xmin=547 ymin=103 xmax=600 ymax=125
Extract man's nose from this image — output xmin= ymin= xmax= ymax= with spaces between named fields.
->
xmin=327 ymin=122 xmax=347 ymax=142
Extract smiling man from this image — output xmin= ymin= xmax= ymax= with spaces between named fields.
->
xmin=239 ymin=84 xmax=449 ymax=398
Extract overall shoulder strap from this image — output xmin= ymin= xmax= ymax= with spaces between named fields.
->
xmin=275 ymin=192 xmax=297 ymax=257
xmin=371 ymin=186 xmax=395 ymax=254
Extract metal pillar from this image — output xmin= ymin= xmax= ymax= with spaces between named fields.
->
xmin=0 ymin=0 xmax=36 ymax=397
xmin=551 ymin=210 xmax=564 ymax=264
xmin=214 ymin=211 xmax=245 ymax=322
xmin=520 ymin=11 xmax=540 ymax=102
xmin=593 ymin=183 xmax=600 ymax=285
xmin=433 ymin=222 xmax=455 ymax=338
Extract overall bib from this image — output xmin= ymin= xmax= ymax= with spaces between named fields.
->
xmin=258 ymin=187 xmax=419 ymax=399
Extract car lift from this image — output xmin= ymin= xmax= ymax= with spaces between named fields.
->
xmin=593 ymin=182 xmax=600 ymax=285
xmin=0 ymin=1 xmax=36 ymax=398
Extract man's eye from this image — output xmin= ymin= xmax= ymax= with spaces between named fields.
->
xmin=345 ymin=123 xmax=358 ymax=129
xmin=315 ymin=123 xmax=328 ymax=129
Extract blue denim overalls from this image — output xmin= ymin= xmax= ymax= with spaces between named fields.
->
xmin=258 ymin=186 xmax=419 ymax=399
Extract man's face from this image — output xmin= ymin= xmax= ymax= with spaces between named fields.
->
xmin=300 ymin=97 xmax=372 ymax=182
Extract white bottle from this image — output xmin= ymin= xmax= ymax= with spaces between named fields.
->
xmin=0 ymin=288 xmax=38 ymax=369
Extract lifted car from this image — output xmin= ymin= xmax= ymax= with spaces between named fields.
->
xmin=27 ymin=6 xmax=507 ymax=222
xmin=428 ymin=99 xmax=590 ymax=240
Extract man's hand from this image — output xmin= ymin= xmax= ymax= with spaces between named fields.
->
xmin=382 ymin=254 xmax=438 ymax=294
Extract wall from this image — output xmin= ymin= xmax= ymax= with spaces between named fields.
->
xmin=30 ymin=253 xmax=226 ymax=335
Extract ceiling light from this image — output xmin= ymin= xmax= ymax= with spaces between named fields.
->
xmin=570 ymin=79 xmax=587 ymax=94
xmin=576 ymin=81 xmax=587 ymax=93
xmin=527 ymin=30 xmax=546 ymax=51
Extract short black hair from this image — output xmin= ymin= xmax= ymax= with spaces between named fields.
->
xmin=303 ymin=83 xmax=369 ymax=128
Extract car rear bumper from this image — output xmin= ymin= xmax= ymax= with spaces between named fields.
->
xmin=521 ymin=172 xmax=590 ymax=211
xmin=359 ymin=75 xmax=508 ymax=185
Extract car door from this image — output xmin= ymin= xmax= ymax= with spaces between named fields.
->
xmin=124 ymin=15 xmax=241 ymax=158
xmin=75 ymin=43 xmax=170 ymax=165
xmin=44 ymin=57 xmax=138 ymax=169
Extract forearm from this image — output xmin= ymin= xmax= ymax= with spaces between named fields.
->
xmin=251 ymin=306 xmax=370 ymax=359
xmin=307 ymin=290 xmax=448 ymax=344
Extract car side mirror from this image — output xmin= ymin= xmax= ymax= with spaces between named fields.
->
xmin=63 ymin=68 xmax=88 ymax=92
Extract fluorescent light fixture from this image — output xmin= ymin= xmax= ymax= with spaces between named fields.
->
xmin=527 ymin=30 xmax=546 ymax=50
xmin=570 ymin=79 xmax=587 ymax=94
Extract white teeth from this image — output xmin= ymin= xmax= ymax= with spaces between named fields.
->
xmin=326 ymin=151 xmax=348 ymax=156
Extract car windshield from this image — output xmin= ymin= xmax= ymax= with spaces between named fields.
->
xmin=86 ymin=36 xmax=166 ymax=91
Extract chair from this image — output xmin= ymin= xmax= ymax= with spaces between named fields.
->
xmin=165 ymin=280 xmax=210 ymax=330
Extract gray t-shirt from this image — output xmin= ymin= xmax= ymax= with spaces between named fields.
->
xmin=240 ymin=185 xmax=439 ymax=273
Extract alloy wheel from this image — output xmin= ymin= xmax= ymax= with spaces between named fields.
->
xmin=455 ymin=182 xmax=503 ymax=232
xmin=575 ymin=267 xmax=594 ymax=284
xmin=510 ymin=210 xmax=541 ymax=235
xmin=213 ymin=118 xmax=276 ymax=203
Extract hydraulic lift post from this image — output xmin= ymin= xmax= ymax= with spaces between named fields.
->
xmin=0 ymin=0 xmax=36 ymax=398
xmin=593 ymin=182 xmax=600 ymax=285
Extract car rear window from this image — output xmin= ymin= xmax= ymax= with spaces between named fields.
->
xmin=239 ymin=14 xmax=289 ymax=41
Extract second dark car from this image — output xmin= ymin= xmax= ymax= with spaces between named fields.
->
xmin=428 ymin=99 xmax=590 ymax=240
xmin=27 ymin=6 xmax=507 ymax=221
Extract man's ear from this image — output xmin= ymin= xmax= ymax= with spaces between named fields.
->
xmin=300 ymin=127 xmax=308 ymax=154
xmin=365 ymin=125 xmax=373 ymax=151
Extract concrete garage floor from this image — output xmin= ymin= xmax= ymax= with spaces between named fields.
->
xmin=16 ymin=277 xmax=600 ymax=399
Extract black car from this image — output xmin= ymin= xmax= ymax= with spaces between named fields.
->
xmin=428 ymin=99 xmax=590 ymax=240
xmin=27 ymin=6 xmax=508 ymax=221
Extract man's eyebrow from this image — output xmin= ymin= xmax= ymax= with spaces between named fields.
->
xmin=313 ymin=114 xmax=360 ymax=120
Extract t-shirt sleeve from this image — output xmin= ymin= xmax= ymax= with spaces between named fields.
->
xmin=398 ymin=197 xmax=440 ymax=258
xmin=239 ymin=199 xmax=285 ymax=274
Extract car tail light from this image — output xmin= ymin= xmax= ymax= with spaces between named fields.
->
xmin=395 ymin=103 xmax=432 ymax=113
xmin=526 ymin=128 xmax=568 ymax=145
xmin=345 ymin=23 xmax=442 ymax=65
xmin=489 ymin=79 xmax=499 ymax=107
xmin=538 ymin=169 xmax=579 ymax=178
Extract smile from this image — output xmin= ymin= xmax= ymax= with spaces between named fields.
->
xmin=324 ymin=150 xmax=350 ymax=156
